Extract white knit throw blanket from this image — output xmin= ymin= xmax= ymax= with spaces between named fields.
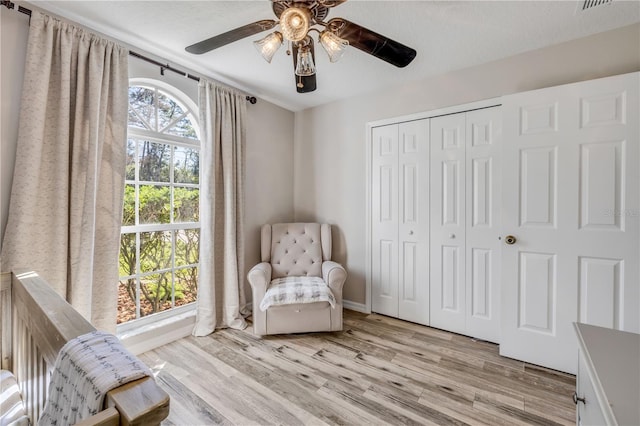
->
xmin=38 ymin=330 xmax=152 ymax=425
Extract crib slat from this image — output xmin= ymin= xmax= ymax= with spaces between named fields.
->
xmin=1 ymin=272 xmax=11 ymax=370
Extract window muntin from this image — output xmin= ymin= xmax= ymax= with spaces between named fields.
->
xmin=118 ymin=83 xmax=200 ymax=325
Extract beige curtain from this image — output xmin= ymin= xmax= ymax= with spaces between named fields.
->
xmin=0 ymin=11 xmax=129 ymax=332
xmin=193 ymin=79 xmax=247 ymax=336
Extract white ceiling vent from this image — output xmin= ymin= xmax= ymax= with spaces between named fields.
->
xmin=578 ymin=0 xmax=613 ymax=12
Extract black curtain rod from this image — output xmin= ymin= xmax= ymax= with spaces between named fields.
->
xmin=1 ymin=0 xmax=258 ymax=104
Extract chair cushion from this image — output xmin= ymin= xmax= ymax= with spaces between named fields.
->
xmin=260 ymin=276 xmax=336 ymax=311
xmin=270 ymin=223 xmax=323 ymax=279
xmin=0 ymin=369 xmax=29 ymax=426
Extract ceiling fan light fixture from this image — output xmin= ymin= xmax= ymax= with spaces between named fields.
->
xmin=319 ymin=30 xmax=348 ymax=63
xmin=253 ymin=31 xmax=283 ymax=63
xmin=280 ymin=7 xmax=311 ymax=42
xmin=295 ymin=45 xmax=316 ymax=76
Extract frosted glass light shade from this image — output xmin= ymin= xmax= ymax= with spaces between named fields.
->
xmin=253 ymin=31 xmax=283 ymax=63
xmin=320 ymin=31 xmax=348 ymax=63
xmin=280 ymin=7 xmax=311 ymax=42
xmin=295 ymin=46 xmax=316 ymax=76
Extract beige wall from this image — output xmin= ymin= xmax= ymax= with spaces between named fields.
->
xmin=0 ymin=9 xmax=295 ymax=294
xmin=293 ymin=23 xmax=640 ymax=305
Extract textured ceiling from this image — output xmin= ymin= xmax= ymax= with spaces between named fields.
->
xmin=29 ymin=0 xmax=640 ymax=111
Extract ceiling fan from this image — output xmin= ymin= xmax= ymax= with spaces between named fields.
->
xmin=185 ymin=0 xmax=417 ymax=93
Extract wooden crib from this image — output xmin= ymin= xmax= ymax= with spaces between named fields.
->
xmin=0 ymin=270 xmax=169 ymax=425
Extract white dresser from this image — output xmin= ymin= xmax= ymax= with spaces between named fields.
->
xmin=574 ymin=323 xmax=640 ymax=425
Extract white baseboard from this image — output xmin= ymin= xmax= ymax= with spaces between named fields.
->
xmin=343 ymin=299 xmax=370 ymax=313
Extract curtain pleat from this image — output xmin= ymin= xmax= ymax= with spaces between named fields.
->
xmin=193 ymin=80 xmax=247 ymax=336
xmin=0 ymin=11 xmax=129 ymax=332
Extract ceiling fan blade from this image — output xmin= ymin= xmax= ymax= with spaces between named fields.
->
xmin=326 ymin=18 xmax=416 ymax=68
xmin=185 ymin=20 xmax=277 ymax=54
xmin=292 ymin=40 xmax=317 ymax=93
xmin=318 ymin=0 xmax=348 ymax=7
xmin=271 ymin=1 xmax=290 ymax=18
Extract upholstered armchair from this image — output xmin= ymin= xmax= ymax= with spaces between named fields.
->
xmin=248 ymin=223 xmax=347 ymax=336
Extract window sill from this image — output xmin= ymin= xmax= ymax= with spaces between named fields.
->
xmin=117 ymin=305 xmax=196 ymax=355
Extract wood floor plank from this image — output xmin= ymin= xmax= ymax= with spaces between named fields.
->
xmin=323 ymin=332 xmax=401 ymax=361
xmin=364 ymin=382 xmax=472 ymax=426
xmin=473 ymin=393 xmax=567 ymax=426
xmin=418 ymin=385 xmax=522 ymax=426
xmin=212 ymin=344 xmax=360 ymax=425
xmin=144 ymin=310 xmax=575 ymax=425
xmin=353 ymin=351 xmax=473 ymax=404
xmin=365 ymin=314 xmax=454 ymax=340
xmin=344 ymin=328 xmax=445 ymax=365
xmin=154 ymin=371 xmax=232 ymax=425
xmin=483 ymin=359 xmax=576 ymax=396
xmin=313 ymin=348 xmax=425 ymax=398
xmin=319 ymin=379 xmax=425 ymax=426
xmin=344 ymin=322 xmax=489 ymax=369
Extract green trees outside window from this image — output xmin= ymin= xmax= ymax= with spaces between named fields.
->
xmin=119 ymin=84 xmax=200 ymax=324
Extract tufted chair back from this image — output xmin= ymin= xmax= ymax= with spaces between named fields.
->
xmin=261 ymin=223 xmax=332 ymax=279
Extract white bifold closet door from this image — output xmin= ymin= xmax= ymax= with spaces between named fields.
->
xmin=500 ymin=72 xmax=639 ymax=374
xmin=430 ymin=107 xmax=502 ymax=343
xmin=371 ymin=119 xmax=430 ymax=325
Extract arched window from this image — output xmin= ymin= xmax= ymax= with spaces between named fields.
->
xmin=118 ymin=80 xmax=200 ymax=326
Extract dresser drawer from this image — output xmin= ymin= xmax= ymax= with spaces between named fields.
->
xmin=576 ymin=351 xmax=606 ymax=426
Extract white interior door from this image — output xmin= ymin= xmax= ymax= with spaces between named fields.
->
xmin=398 ymin=120 xmax=429 ymax=325
xmin=465 ymin=107 xmax=502 ymax=343
xmin=430 ymin=113 xmax=466 ymax=335
xmin=500 ymin=72 xmax=639 ymax=373
xmin=371 ymin=124 xmax=399 ymax=317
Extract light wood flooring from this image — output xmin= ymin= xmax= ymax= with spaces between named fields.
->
xmin=140 ymin=310 xmax=576 ymax=426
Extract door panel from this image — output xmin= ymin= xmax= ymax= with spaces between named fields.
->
xmin=518 ymin=251 xmax=556 ymax=333
xmin=398 ymin=120 xmax=429 ymax=325
xmin=471 ymin=248 xmax=491 ymax=318
xmin=579 ymin=257 xmax=623 ymax=329
xmin=372 ymin=124 xmax=399 ymax=317
xmin=519 ymin=147 xmax=557 ymax=228
xmin=442 ymin=160 xmax=461 ymax=226
xmin=501 ymin=72 xmax=639 ymax=373
xmin=430 ymin=114 xmax=466 ymax=334
xmin=579 ymin=141 xmax=624 ymax=230
xmin=471 ymin=158 xmax=491 ymax=227
xmin=465 ymin=107 xmax=501 ymax=342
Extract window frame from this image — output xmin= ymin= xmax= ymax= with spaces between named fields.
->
xmin=118 ymin=78 xmax=201 ymax=331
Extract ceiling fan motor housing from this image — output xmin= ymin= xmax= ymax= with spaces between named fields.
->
xmin=273 ymin=1 xmax=330 ymax=23
xmin=280 ymin=7 xmax=312 ymax=41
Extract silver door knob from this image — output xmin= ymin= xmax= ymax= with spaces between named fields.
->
xmin=504 ymin=235 xmax=517 ymax=245
xmin=450 ymin=234 xmax=455 ymax=239
xmin=409 ymin=230 xmax=414 ymax=235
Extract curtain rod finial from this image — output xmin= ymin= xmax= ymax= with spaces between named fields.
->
xmin=246 ymin=96 xmax=257 ymax=104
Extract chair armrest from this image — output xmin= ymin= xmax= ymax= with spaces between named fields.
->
xmin=322 ymin=261 xmax=347 ymax=304
xmin=248 ymin=262 xmax=272 ymax=336
xmin=247 ymin=262 xmax=272 ymax=292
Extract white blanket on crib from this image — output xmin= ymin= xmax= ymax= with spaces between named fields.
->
xmin=38 ymin=330 xmax=152 ymax=426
